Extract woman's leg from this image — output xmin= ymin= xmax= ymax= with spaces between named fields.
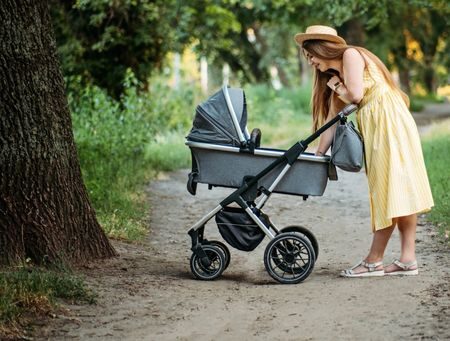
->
xmin=397 ymin=213 xmax=417 ymax=262
xmin=365 ymin=223 xmax=396 ymax=263
xmin=347 ymin=223 xmax=396 ymax=274
xmin=385 ymin=213 xmax=418 ymax=272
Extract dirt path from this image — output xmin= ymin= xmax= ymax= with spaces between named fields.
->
xmin=37 ymin=105 xmax=450 ymax=340
xmin=39 ymin=166 xmax=449 ymax=340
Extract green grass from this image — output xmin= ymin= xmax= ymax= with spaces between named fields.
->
xmin=410 ymin=93 xmax=445 ymax=112
xmin=0 ymin=265 xmax=95 ymax=338
xmin=422 ymin=119 xmax=450 ymax=238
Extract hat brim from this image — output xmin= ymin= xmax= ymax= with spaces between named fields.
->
xmin=294 ymin=33 xmax=346 ymax=46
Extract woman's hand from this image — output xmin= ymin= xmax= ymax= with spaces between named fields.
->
xmin=327 ymin=76 xmax=343 ymax=92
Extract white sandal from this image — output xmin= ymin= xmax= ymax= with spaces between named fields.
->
xmin=384 ymin=260 xmax=418 ymax=276
xmin=340 ymin=260 xmax=384 ymax=278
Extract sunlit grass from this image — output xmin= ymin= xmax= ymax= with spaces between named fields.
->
xmin=422 ymin=118 xmax=450 ymax=238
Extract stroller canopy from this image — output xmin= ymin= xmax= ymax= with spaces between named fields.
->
xmin=187 ymin=87 xmax=249 ymax=146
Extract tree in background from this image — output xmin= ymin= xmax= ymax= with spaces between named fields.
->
xmin=51 ymin=0 xmax=448 ymax=96
xmin=0 ymin=0 xmax=117 ymax=265
xmin=51 ymin=0 xmax=179 ymax=97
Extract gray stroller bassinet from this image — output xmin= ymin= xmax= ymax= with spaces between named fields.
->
xmin=186 ymin=86 xmax=357 ymax=284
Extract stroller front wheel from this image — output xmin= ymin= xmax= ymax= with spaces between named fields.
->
xmin=205 ymin=240 xmax=230 ymax=270
xmin=190 ymin=245 xmax=226 ymax=280
xmin=264 ymin=232 xmax=315 ymax=284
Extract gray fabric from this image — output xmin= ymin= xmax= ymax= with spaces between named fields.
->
xmin=190 ymin=146 xmax=329 ymax=196
xmin=331 ymin=120 xmax=363 ymax=172
xmin=187 ymin=88 xmax=248 ymax=146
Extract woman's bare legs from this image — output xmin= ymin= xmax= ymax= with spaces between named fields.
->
xmin=365 ymin=223 xmax=396 ymax=263
xmin=385 ymin=213 xmax=418 ymax=272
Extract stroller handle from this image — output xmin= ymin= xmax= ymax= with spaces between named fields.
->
xmin=299 ymin=104 xmax=358 ymax=148
xmin=341 ymin=104 xmax=358 ymax=117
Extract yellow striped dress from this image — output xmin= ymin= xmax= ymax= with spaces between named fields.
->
xmin=356 ymin=57 xmax=434 ymax=231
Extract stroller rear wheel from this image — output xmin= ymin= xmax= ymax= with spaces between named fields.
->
xmin=206 ymin=240 xmax=230 ymax=270
xmin=190 ymin=245 xmax=226 ymax=280
xmin=279 ymin=225 xmax=319 ymax=260
xmin=264 ymin=232 xmax=315 ymax=284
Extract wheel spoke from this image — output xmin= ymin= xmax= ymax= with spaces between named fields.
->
xmin=293 ymin=260 xmax=306 ymax=271
xmin=272 ymin=259 xmax=286 ymax=270
xmin=274 ymin=245 xmax=287 ymax=255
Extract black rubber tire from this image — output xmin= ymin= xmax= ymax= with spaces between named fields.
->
xmin=207 ymin=240 xmax=231 ymax=270
xmin=279 ymin=225 xmax=319 ymax=260
xmin=190 ymin=245 xmax=226 ymax=280
xmin=264 ymin=232 xmax=315 ymax=284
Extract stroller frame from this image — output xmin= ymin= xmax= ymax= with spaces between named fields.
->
xmin=187 ymin=86 xmax=357 ymax=284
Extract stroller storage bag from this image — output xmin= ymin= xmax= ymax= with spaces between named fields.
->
xmin=216 ymin=207 xmax=267 ymax=251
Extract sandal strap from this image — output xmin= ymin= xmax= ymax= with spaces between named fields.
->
xmin=361 ymin=260 xmax=383 ymax=272
xmin=393 ymin=259 xmax=417 ymax=270
xmin=345 ymin=260 xmax=383 ymax=274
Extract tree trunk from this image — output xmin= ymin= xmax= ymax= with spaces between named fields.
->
xmin=398 ymin=69 xmax=411 ymax=95
xmin=0 ymin=0 xmax=117 ymax=265
xmin=339 ymin=19 xmax=365 ymax=46
xmin=297 ymin=47 xmax=310 ymax=86
xmin=253 ymin=25 xmax=290 ymax=88
xmin=423 ymin=65 xmax=437 ymax=94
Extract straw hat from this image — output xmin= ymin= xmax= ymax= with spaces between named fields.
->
xmin=294 ymin=25 xmax=346 ymax=46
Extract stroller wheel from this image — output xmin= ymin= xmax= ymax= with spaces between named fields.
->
xmin=264 ymin=232 xmax=315 ymax=284
xmin=190 ymin=245 xmax=226 ymax=280
xmin=279 ymin=225 xmax=319 ymax=260
xmin=206 ymin=240 xmax=230 ymax=270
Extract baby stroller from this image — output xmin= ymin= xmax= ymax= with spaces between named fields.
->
xmin=186 ymin=86 xmax=357 ymax=284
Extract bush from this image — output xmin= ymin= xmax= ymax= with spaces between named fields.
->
xmin=68 ymin=71 xmax=195 ymax=240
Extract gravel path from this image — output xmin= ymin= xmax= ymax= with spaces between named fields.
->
xmin=39 ymin=168 xmax=449 ymax=340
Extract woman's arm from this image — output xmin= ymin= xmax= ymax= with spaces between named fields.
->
xmin=327 ymin=48 xmax=365 ymax=104
xmin=315 ymin=95 xmax=346 ymax=156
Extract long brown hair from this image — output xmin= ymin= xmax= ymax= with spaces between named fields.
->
xmin=302 ymin=40 xmax=410 ymax=131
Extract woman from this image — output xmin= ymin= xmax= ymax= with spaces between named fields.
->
xmin=294 ymin=25 xmax=434 ymax=277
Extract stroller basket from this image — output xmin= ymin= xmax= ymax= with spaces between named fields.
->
xmin=188 ymin=142 xmax=330 ymax=196
xmin=216 ymin=207 xmax=267 ymax=252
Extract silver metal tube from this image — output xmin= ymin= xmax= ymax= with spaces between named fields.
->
xmin=185 ymin=141 xmax=330 ymax=163
xmin=255 ymin=194 xmax=268 ymax=209
xmin=255 ymin=164 xmax=291 ymax=209
xmin=189 ymin=205 xmax=223 ymax=231
xmin=244 ymin=207 xmax=275 ymax=239
xmin=268 ymin=164 xmax=291 ymax=192
xmin=222 ymin=85 xmax=246 ymax=143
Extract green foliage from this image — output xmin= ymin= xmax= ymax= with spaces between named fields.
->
xmin=422 ymin=121 xmax=450 ymax=235
xmin=51 ymin=0 xmax=448 ymax=99
xmin=69 ymin=71 xmax=194 ymax=239
xmin=51 ymin=0 xmax=180 ymax=96
xmin=0 ymin=265 xmax=94 ymax=325
xmin=410 ymin=94 xmax=445 ymax=112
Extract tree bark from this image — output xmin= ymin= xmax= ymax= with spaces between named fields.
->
xmin=0 ymin=0 xmax=117 ymax=265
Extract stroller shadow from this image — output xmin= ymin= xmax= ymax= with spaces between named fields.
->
xmin=174 ymin=267 xmax=276 ymax=285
